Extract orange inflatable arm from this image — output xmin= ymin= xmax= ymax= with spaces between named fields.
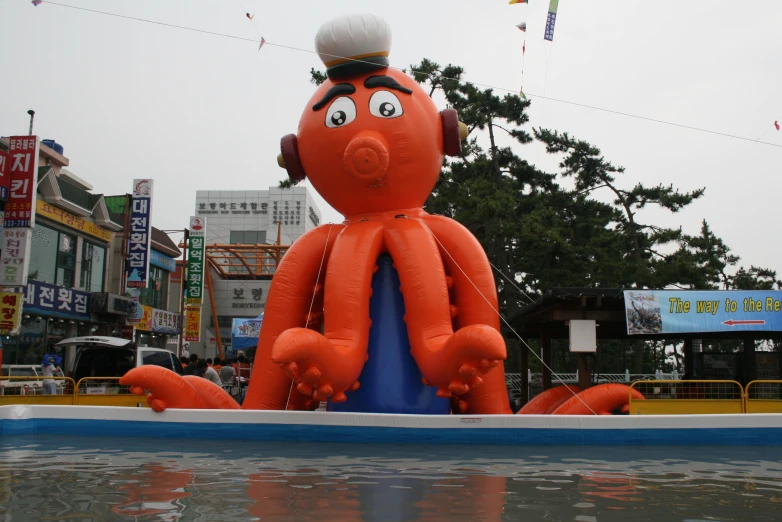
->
xmin=243 ymin=224 xmax=344 ymax=410
xmin=421 ymin=215 xmax=511 ymax=414
xmin=120 ymin=366 xmax=207 ymax=412
xmin=552 ymin=384 xmax=645 ymax=415
xmin=517 ymin=385 xmax=580 ymax=414
xmin=182 ymin=376 xmax=241 ymax=409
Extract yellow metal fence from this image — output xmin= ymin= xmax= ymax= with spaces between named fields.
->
xmin=629 ymin=380 xmax=782 ymax=415
xmin=0 ymin=377 xmax=148 ymax=408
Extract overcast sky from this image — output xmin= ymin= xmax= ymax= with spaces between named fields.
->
xmin=1 ymin=0 xmax=780 ymax=278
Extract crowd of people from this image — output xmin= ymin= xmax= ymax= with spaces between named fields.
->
xmin=178 ymin=353 xmax=252 ymax=399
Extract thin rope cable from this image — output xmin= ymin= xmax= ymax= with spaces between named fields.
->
xmin=487 ymin=260 xmax=536 ymax=305
xmin=38 ymin=1 xmax=782 ymax=150
xmin=416 ymin=218 xmax=597 ymax=415
xmin=285 ymin=224 xmax=335 ymax=410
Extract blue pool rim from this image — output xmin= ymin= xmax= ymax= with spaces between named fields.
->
xmin=3 ymin=406 xmax=782 ymax=445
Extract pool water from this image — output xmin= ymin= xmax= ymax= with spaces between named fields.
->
xmin=1 ymin=436 xmax=781 ymax=521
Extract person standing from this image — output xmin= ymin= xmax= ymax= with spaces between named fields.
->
xmin=183 ymin=353 xmax=198 ymax=376
xmin=41 ymin=356 xmax=61 ymax=395
xmin=198 ymin=359 xmax=221 ymax=385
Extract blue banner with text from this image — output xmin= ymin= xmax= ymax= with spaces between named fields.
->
xmin=624 ymin=290 xmax=782 ymax=335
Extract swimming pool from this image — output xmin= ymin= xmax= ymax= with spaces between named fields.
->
xmin=2 ymin=435 xmax=781 ymax=521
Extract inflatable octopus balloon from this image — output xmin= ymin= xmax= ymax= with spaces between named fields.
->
xmin=122 ymin=13 xmax=513 ymax=415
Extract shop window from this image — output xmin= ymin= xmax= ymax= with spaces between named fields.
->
xmin=80 ymin=242 xmax=106 ymax=293
xmin=28 ymin=224 xmax=77 ymax=288
xmin=28 ymin=225 xmax=58 ymax=284
xmin=139 ymin=265 xmax=167 ymax=309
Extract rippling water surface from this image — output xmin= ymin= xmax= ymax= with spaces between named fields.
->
xmin=2 ymin=435 xmax=782 ymax=521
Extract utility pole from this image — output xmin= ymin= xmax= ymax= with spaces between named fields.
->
xmin=178 ymin=228 xmax=189 ymax=358
xmin=27 ymin=109 xmax=35 ymax=135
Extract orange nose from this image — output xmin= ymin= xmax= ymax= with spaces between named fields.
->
xmin=343 ymin=135 xmax=389 ymax=181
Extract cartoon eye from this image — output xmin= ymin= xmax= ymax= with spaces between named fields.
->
xmin=369 ymin=91 xmax=403 ymax=119
xmin=325 ymin=97 xmax=357 ymax=128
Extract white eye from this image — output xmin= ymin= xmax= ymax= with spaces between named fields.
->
xmin=369 ymin=91 xmax=403 ymax=119
xmin=325 ymin=97 xmax=356 ymax=128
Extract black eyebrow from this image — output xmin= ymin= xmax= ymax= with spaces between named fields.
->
xmin=364 ymin=76 xmax=413 ymax=94
xmin=312 ymin=83 xmax=356 ymax=111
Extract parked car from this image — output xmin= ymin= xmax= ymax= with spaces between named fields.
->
xmin=55 ymin=336 xmax=183 ymax=387
xmin=0 ymin=364 xmax=66 ymax=395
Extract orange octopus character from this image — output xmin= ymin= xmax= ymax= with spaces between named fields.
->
xmin=123 ymin=13 xmax=512 ymax=415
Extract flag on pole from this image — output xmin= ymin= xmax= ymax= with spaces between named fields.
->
xmin=259 ymin=37 xmax=266 ymax=51
xmin=516 ymin=22 xmax=527 ymax=32
xmin=544 ymin=0 xmax=559 ymax=41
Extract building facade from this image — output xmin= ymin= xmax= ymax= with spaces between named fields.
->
xmin=0 ymin=137 xmax=182 ymax=368
xmin=0 ymin=138 xmax=127 ymax=366
xmin=183 ymin=187 xmax=322 ymax=358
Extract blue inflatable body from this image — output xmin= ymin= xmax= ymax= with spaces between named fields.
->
xmin=328 ymin=255 xmax=450 ymax=414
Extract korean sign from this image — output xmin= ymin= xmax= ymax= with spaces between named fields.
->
xmin=186 ymin=216 xmax=206 ymax=305
xmin=0 ymin=150 xmax=10 ymax=201
xmin=135 ymin=305 xmax=180 ymax=335
xmin=23 ymin=279 xmax=90 ymax=321
xmin=0 ymin=292 xmax=23 ymax=333
xmin=184 ymin=306 xmax=201 ymax=342
xmin=150 ymin=249 xmax=176 ymax=272
xmin=36 ymin=201 xmax=113 ymax=242
xmin=3 ymin=136 xmax=39 ymax=228
xmin=125 ymin=179 xmax=154 ymax=289
xmin=624 ymin=290 xmax=782 ymax=335
xmin=0 ymin=229 xmax=31 ymax=286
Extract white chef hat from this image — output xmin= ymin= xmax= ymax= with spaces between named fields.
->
xmin=314 ymin=13 xmax=392 ymax=80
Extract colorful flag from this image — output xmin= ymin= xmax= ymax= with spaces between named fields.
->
xmin=259 ymin=37 xmax=266 ymax=50
xmin=246 ymin=13 xmax=254 ymax=20
xmin=516 ymin=22 xmax=527 ymax=32
xmin=31 ymin=0 xmax=42 ymax=5
xmin=509 ymin=0 xmax=528 ymax=4
xmin=775 ymin=120 xmax=780 ymax=131
xmin=519 ymin=88 xmax=527 ymax=100
xmin=544 ymin=0 xmax=559 ymax=41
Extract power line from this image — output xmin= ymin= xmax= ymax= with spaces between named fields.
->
xmin=39 ymin=1 xmax=781 ymax=150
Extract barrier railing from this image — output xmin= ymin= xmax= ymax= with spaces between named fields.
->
xmin=629 ymin=380 xmax=745 ymax=415
xmin=745 ymin=380 xmax=782 ymax=413
xmin=0 ymin=376 xmax=76 ymax=405
xmin=74 ymin=377 xmax=148 ymax=407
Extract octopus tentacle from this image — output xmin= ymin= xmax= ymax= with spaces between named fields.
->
xmin=243 ymin=224 xmax=344 ymax=410
xmin=272 ymin=221 xmax=385 ymax=402
xmin=384 ymin=217 xmax=506 ymax=399
xmin=422 ymin=215 xmax=512 ymax=414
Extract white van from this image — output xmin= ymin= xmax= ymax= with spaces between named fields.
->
xmin=55 ymin=336 xmax=183 ymax=385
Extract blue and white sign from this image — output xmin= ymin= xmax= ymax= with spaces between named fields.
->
xmin=624 ymin=290 xmax=782 ymax=335
xmin=23 ymin=279 xmax=90 ymax=321
xmin=125 ymin=179 xmax=154 ymax=289
xmin=150 ymin=249 xmax=176 ymax=272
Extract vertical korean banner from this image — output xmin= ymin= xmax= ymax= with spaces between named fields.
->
xmin=0 ymin=229 xmax=32 ymax=286
xmin=125 ymin=179 xmax=154 ymax=289
xmin=185 ymin=306 xmax=201 ymax=342
xmin=3 ymin=136 xmax=39 ymax=228
xmin=0 ymin=290 xmax=23 ymax=375
xmin=544 ymin=0 xmax=559 ymax=41
xmin=186 ymin=216 xmax=206 ymax=305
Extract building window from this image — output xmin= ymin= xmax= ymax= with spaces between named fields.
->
xmin=229 ymin=230 xmax=267 ymax=244
xmin=80 ymin=242 xmax=106 ymax=292
xmin=29 ymin=224 xmax=76 ymax=287
xmin=139 ymin=265 xmax=167 ymax=309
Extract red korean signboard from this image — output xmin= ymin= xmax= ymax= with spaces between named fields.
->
xmin=3 ymin=136 xmax=39 ymax=228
